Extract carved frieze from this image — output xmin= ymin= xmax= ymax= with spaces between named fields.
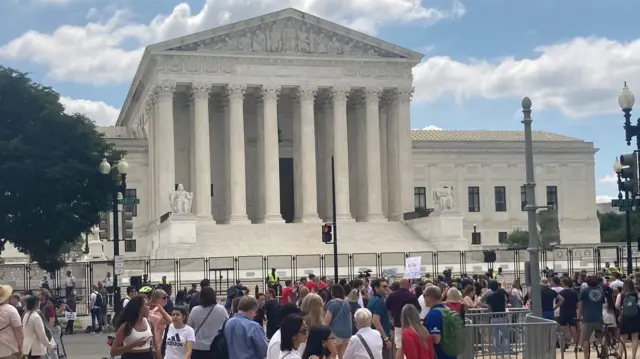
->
xmin=169 ymin=18 xmax=405 ymax=59
xmin=153 ymin=54 xmax=413 ymax=80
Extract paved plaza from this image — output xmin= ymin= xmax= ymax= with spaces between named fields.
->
xmin=60 ymin=333 xmax=112 ymax=359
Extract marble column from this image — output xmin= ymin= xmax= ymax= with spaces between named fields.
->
xmin=364 ymin=87 xmax=385 ymax=221
xmin=145 ymin=99 xmax=156 ymax=220
xmin=386 ymin=91 xmax=401 ymax=221
xmin=379 ymin=96 xmax=389 ymax=218
xmin=331 ymin=87 xmax=353 ymax=221
xmin=397 ymin=87 xmax=414 ymax=214
xmin=154 ymin=82 xmax=176 ymax=215
xmin=323 ymin=99 xmax=334 ymax=221
xmin=354 ymin=95 xmax=367 ymax=220
xmin=227 ymin=84 xmax=249 ymax=223
xmin=191 ymin=83 xmax=213 ymax=219
xmin=294 ymin=85 xmax=320 ymax=222
xmin=260 ymin=85 xmax=283 ymax=222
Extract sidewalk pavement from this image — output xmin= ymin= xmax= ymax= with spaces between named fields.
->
xmin=59 ymin=332 xmax=112 ymax=359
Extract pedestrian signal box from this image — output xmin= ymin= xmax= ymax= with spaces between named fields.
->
xmin=322 ymin=223 xmax=333 ymax=244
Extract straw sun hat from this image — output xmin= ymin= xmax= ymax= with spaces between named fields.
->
xmin=0 ymin=284 xmax=13 ymax=303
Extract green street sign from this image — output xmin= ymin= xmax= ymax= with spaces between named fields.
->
xmin=611 ymin=198 xmax=640 ymax=211
xmin=118 ymin=198 xmax=140 ymax=205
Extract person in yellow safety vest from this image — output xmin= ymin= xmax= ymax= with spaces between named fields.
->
xmin=266 ymin=268 xmax=281 ymax=296
xmin=159 ymin=275 xmax=172 ymax=296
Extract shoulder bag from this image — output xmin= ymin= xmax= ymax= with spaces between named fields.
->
xmin=357 ymin=334 xmax=375 ymax=359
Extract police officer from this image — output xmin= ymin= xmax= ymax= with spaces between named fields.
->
xmin=266 ymin=268 xmax=281 ymax=296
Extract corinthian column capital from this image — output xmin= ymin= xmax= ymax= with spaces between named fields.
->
xmin=154 ymin=81 xmax=176 ymax=101
xmin=364 ymin=87 xmax=383 ymax=103
xmin=226 ymin=84 xmax=247 ymax=102
xmin=297 ymin=85 xmax=317 ymax=102
xmin=261 ymin=85 xmax=280 ymax=102
xmin=330 ymin=86 xmax=350 ymax=103
xmin=190 ymin=82 xmax=212 ymax=102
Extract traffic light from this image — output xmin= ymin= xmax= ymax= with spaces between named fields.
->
xmin=322 ymin=223 xmax=333 ymax=244
xmin=98 ymin=212 xmax=110 ymax=241
xmin=619 ymin=152 xmax=639 ymax=196
xmin=122 ymin=210 xmax=134 ymax=241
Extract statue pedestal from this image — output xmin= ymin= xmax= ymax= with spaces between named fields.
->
xmin=405 ymin=210 xmax=469 ymax=251
xmin=153 ymin=213 xmax=197 ymax=258
xmin=87 ymin=239 xmax=106 ymax=260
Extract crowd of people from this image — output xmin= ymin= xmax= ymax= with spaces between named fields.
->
xmin=0 ymin=284 xmax=64 ymax=359
xmin=4 ymin=261 xmax=640 ymax=359
xmin=95 ymin=272 xmax=470 ymax=359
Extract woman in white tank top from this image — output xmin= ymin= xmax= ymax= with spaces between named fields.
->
xmin=110 ymin=295 xmax=158 ymax=359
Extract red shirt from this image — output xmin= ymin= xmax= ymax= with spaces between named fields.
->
xmin=318 ymin=282 xmax=328 ymax=291
xmin=446 ymin=301 xmax=463 ymax=314
xmin=281 ymin=287 xmax=293 ymax=304
xmin=306 ymin=281 xmax=318 ymax=293
xmin=402 ymin=328 xmax=435 ymax=359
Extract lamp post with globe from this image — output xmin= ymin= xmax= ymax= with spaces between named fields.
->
xmin=618 ymin=84 xmax=639 ymax=274
xmin=99 ymin=157 xmax=129 ymax=311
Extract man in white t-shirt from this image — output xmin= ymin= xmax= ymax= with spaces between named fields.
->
xmin=610 ymin=273 xmax=624 ymax=291
xmin=64 ymin=271 xmax=75 ymax=298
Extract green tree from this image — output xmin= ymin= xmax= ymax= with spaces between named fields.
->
xmin=505 ymin=228 xmax=530 ymax=249
xmin=0 ymin=66 xmax=124 ymax=271
xmin=598 ymin=209 xmax=640 ymax=243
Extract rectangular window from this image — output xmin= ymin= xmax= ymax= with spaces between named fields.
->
xmin=494 ymin=186 xmax=507 ymax=212
xmin=468 ymin=187 xmax=480 ymax=212
xmin=498 ymin=232 xmax=508 ymax=244
xmin=414 ymin=187 xmax=427 ymax=210
xmin=521 ymin=185 xmax=527 ymax=211
xmin=124 ymin=240 xmax=137 ymax=253
xmin=546 ymin=186 xmax=558 ymax=209
xmin=124 ymin=189 xmax=137 ymax=217
xmin=471 ymin=232 xmax=482 ymax=245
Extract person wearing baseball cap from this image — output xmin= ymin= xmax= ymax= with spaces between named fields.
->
xmin=0 ymin=284 xmax=24 ymax=359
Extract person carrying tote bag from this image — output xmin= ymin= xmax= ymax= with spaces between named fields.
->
xmin=23 ymin=296 xmax=52 ymax=359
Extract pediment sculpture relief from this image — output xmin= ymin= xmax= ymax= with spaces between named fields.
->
xmin=170 ymin=18 xmax=404 ymax=58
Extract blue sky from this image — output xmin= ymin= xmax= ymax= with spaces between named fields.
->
xmin=1 ymin=0 xmax=638 ymax=203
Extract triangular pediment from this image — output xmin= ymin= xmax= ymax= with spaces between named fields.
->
xmin=148 ymin=8 xmax=423 ymax=60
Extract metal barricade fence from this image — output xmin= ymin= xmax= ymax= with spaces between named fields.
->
xmin=461 ymin=313 xmax=561 ymax=359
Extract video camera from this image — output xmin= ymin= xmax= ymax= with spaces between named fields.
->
xmin=358 ymin=269 xmax=372 ymax=278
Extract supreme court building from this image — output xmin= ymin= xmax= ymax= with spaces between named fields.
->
xmin=62 ymin=9 xmax=598 ymax=260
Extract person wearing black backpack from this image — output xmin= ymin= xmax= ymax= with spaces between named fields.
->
xmin=187 ymin=287 xmax=228 ymax=359
xmin=616 ymin=279 xmax=640 ymax=358
xmin=90 ymin=284 xmax=104 ymax=333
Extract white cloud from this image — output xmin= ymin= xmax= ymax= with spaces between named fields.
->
xmin=0 ymin=0 xmax=464 ymax=85
xmin=33 ymin=0 xmax=76 ymax=5
xmin=6 ymin=1 xmax=640 ymax=120
xmin=599 ymin=173 xmax=618 ymax=184
xmin=422 ymin=125 xmax=443 ymax=130
xmin=413 ymin=37 xmax=640 ymax=118
xmin=60 ymin=97 xmax=120 ymax=126
xmin=596 ymin=195 xmax=615 ymax=203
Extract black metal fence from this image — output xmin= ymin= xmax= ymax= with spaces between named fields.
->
xmin=1 ymin=243 xmax=638 ymax=315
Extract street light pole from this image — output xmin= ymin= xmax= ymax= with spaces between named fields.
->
xmin=331 ymin=155 xmax=339 ymax=282
xmin=618 ymin=83 xmax=638 ymax=275
xmin=99 ymin=158 xmax=129 ymax=312
xmin=521 ymin=97 xmax=542 ymax=317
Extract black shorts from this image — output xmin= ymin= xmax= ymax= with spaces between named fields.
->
xmin=558 ymin=316 xmax=577 ymax=327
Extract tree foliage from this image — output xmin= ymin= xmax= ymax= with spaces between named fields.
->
xmin=598 ymin=209 xmax=640 ymax=243
xmin=0 ymin=66 xmax=124 ymax=271
xmin=505 ymin=228 xmax=530 ymax=249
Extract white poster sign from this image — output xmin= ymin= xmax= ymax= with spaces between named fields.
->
xmin=404 ymin=257 xmax=422 ymax=279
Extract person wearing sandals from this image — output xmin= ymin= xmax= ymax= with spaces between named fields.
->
xmin=110 ymin=296 xmax=158 ymax=359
